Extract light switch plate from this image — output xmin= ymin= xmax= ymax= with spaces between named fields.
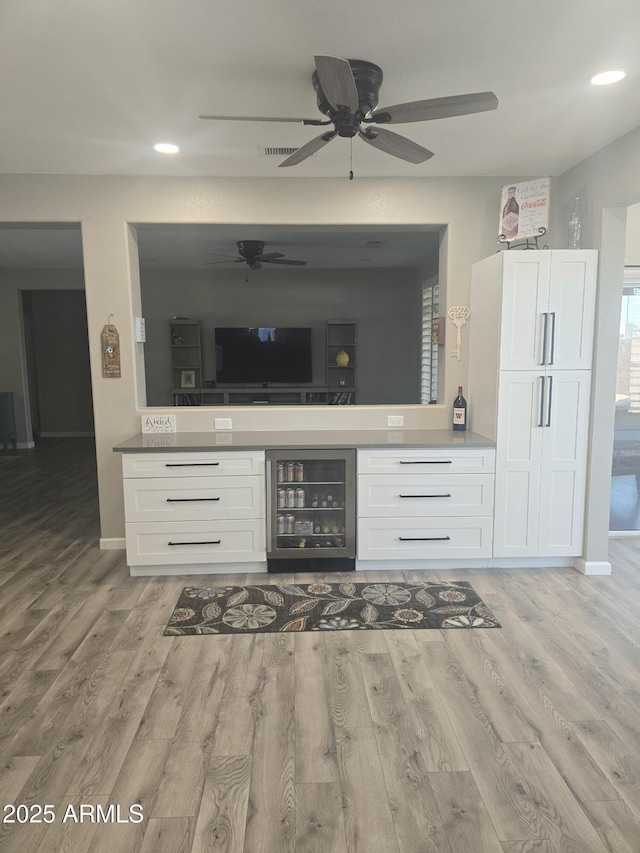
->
xmin=387 ymin=415 xmax=404 ymax=427
xmin=135 ymin=317 xmax=146 ymax=342
xmin=214 ymin=418 xmax=233 ymax=430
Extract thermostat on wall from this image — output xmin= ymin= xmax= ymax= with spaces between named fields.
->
xmin=135 ymin=317 xmax=146 ymax=342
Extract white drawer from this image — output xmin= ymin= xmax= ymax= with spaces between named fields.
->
xmin=357 ymin=516 xmax=492 ymax=560
xmin=122 ymin=451 xmax=264 ymax=479
xmin=358 ymin=474 xmax=494 ymax=517
xmin=125 ymin=519 xmax=266 ymax=565
xmin=357 ymin=448 xmax=495 ymax=475
xmin=123 ymin=476 xmax=265 ymax=522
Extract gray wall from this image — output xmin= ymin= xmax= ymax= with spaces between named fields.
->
xmin=29 ymin=289 xmax=93 ymax=435
xmin=141 ymin=266 xmax=422 ymax=405
xmin=555 ymin=122 xmax=640 ymax=567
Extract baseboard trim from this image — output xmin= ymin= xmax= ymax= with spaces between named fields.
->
xmin=128 ymin=561 xmax=267 ymax=577
xmin=355 ymin=556 xmax=576 ymax=572
xmin=100 ymin=537 xmax=126 ymax=551
xmin=574 ymin=559 xmax=612 ymax=576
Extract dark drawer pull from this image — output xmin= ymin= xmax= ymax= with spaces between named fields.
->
xmin=168 ymin=540 xmax=222 ymax=546
xmin=166 ymin=497 xmax=221 ymax=502
xmin=398 ymin=493 xmax=451 ymax=499
xmin=399 ymin=460 xmax=452 ymax=465
xmin=165 ymin=462 xmax=220 ymax=467
xmin=398 ymin=536 xmax=451 ymax=542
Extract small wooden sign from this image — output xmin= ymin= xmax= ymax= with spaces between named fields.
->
xmin=101 ymin=324 xmax=121 ymax=378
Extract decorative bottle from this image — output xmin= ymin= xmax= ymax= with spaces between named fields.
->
xmin=501 ymin=186 xmax=519 ymax=240
xmin=568 ymin=197 xmax=583 ymax=249
xmin=453 ymin=386 xmax=467 ymax=431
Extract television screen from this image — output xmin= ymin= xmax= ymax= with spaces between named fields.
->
xmin=215 ymin=327 xmax=312 ymax=384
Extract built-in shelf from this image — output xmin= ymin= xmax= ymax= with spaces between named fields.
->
xmin=171 ymin=386 xmax=356 ymax=406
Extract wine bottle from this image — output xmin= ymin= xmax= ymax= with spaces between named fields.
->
xmin=453 ymin=386 xmax=467 ymax=431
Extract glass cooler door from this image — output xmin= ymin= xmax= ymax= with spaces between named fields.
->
xmin=267 ymin=449 xmax=355 ymax=559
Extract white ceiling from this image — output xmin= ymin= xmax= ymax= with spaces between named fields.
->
xmin=1 ymin=1 xmax=639 ymax=269
xmin=2 ymin=0 xmax=640 ymax=180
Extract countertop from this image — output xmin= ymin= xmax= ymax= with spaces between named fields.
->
xmin=114 ymin=429 xmax=495 ymax=452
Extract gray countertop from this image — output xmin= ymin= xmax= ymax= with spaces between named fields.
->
xmin=114 ymin=428 xmax=495 ymax=452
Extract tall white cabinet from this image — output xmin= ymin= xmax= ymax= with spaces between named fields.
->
xmin=469 ymin=250 xmax=597 ymax=558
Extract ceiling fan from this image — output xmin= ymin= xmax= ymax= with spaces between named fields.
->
xmin=200 ymin=55 xmax=498 ymax=168
xmin=206 ymin=240 xmax=307 ymax=270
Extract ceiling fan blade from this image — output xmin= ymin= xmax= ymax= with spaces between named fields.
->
xmin=199 ymin=114 xmax=321 ymax=124
xmin=314 ymin=55 xmax=359 ymax=112
xmin=358 ymin=127 xmax=434 ymax=164
xmin=256 ymin=252 xmax=285 ymax=261
xmin=371 ymin=91 xmax=499 ymax=124
xmin=279 ymin=131 xmax=337 ymax=167
xmin=262 ymin=258 xmax=307 ymax=266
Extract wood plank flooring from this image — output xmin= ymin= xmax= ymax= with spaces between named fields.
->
xmin=1 ymin=438 xmax=640 ymax=852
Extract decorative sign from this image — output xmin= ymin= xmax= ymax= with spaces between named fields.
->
xmin=499 ymin=177 xmax=550 ymax=241
xmin=101 ymin=322 xmax=121 ymax=378
xmin=141 ymin=414 xmax=176 ymax=433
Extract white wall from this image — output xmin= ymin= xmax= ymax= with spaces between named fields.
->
xmin=0 ymin=173 xmax=534 ymax=541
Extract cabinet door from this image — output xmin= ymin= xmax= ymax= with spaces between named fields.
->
xmin=493 ymin=372 xmax=544 ymax=557
xmin=537 ymin=370 xmax=591 ymax=556
xmin=546 ymin=251 xmax=597 ymax=370
xmin=499 ymin=252 xmax=551 ymax=371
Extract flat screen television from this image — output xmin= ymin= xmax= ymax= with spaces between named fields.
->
xmin=215 ymin=327 xmax=313 ymax=385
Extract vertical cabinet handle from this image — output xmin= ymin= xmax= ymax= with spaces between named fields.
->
xmin=546 ymin=375 xmax=554 ymax=427
xmin=538 ymin=375 xmax=546 ymax=427
xmin=549 ymin=312 xmax=556 ymax=365
xmin=540 ymin=313 xmax=549 ymax=365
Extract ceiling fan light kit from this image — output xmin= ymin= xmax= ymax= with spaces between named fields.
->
xmin=199 ymin=55 xmax=498 ymax=172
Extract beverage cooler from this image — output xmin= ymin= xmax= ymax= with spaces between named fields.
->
xmin=266 ymin=449 xmax=356 ymax=571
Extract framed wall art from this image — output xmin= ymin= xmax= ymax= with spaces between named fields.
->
xmin=499 ymin=177 xmax=550 ymax=243
xmin=180 ymin=370 xmax=196 ymax=389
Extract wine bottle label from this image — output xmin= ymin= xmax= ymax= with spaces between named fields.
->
xmin=453 ymin=407 xmax=466 ymax=425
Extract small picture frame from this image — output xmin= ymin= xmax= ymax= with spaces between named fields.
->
xmin=180 ymin=370 xmax=196 ymax=389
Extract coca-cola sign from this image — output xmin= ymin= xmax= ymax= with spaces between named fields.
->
xmin=499 ymin=177 xmax=550 ymax=241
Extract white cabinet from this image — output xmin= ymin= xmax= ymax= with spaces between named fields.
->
xmin=357 ymin=447 xmax=495 ymax=561
xmin=469 ymin=250 xmax=597 ymax=559
xmin=493 ymin=370 xmax=591 ymax=556
xmin=121 ymin=450 xmax=266 ymax=574
xmin=497 ymin=251 xmax=597 ymax=371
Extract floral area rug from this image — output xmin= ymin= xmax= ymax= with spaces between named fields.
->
xmin=164 ymin=580 xmax=500 ymax=635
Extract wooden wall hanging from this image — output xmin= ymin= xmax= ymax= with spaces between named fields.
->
xmin=101 ymin=317 xmax=121 ymax=378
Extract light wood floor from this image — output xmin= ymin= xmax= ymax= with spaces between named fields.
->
xmin=1 ymin=439 xmax=640 ymax=852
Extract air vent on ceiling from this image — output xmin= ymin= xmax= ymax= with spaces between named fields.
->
xmin=365 ymin=240 xmax=385 ymax=247
xmin=261 ymin=146 xmax=300 ymax=156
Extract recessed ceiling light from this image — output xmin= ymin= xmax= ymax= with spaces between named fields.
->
xmin=590 ymin=70 xmax=626 ymax=86
xmin=154 ymin=143 xmax=180 ymax=154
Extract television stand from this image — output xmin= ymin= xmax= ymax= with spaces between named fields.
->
xmin=171 ymin=386 xmax=356 ymax=406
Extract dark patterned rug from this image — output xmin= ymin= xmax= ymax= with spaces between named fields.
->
xmin=164 ymin=580 xmax=500 ymax=635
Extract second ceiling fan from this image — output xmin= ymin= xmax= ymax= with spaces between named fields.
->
xmin=200 ymin=55 xmax=498 ymax=167
xmin=207 ymin=240 xmax=307 ymax=270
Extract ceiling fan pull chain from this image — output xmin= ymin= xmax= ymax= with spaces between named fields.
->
xmin=349 ymin=137 xmax=354 ymax=181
